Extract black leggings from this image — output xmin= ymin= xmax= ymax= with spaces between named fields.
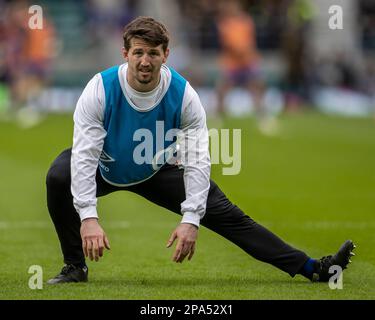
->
xmin=46 ymin=148 xmax=309 ymax=277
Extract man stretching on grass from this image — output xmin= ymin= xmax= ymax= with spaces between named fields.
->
xmin=46 ymin=16 xmax=355 ymax=284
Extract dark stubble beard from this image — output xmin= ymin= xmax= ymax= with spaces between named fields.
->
xmin=138 ymin=78 xmax=152 ymax=84
xmin=137 ymin=71 xmax=153 ymax=84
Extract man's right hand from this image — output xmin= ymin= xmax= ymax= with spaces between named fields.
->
xmin=80 ymin=218 xmax=110 ymax=261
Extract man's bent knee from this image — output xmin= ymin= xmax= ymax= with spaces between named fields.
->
xmin=46 ymin=165 xmax=71 ymax=189
xmin=46 ymin=149 xmax=72 ymax=188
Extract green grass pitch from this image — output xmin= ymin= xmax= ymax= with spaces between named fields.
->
xmin=0 ymin=111 xmax=374 ymax=299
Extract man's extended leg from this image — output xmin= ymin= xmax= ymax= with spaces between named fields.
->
xmin=202 ymin=180 xmax=309 ymax=277
xmin=129 ymin=165 xmax=309 ymax=277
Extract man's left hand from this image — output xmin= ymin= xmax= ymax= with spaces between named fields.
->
xmin=167 ymin=223 xmax=198 ymax=263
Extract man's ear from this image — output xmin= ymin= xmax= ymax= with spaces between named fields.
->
xmin=163 ymin=48 xmax=170 ymax=63
xmin=122 ymin=47 xmax=129 ymax=62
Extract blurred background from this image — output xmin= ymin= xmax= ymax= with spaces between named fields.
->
xmin=0 ymin=0 xmax=375 ymax=119
xmin=0 ymin=0 xmax=375 ymax=299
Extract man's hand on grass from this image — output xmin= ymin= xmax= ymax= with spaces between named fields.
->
xmin=80 ymin=218 xmax=110 ymax=261
xmin=167 ymin=223 xmax=198 ymax=263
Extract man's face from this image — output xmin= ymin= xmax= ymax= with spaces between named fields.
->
xmin=123 ymin=38 xmax=169 ymax=91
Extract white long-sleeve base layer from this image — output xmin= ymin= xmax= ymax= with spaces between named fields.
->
xmin=71 ymin=63 xmax=211 ymax=227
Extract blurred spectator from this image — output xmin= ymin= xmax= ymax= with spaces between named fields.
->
xmin=2 ymin=0 xmax=56 ymax=111
xmin=314 ymin=52 xmax=360 ymax=90
xmin=281 ymin=0 xmax=314 ymax=110
xmin=215 ymin=0 xmax=266 ymax=118
xmin=0 ymin=0 xmax=9 ymax=113
xmin=359 ymin=0 xmax=375 ymax=50
xmin=86 ymin=0 xmax=136 ymax=41
xmin=177 ymin=0 xmax=220 ymax=52
xmin=364 ymin=60 xmax=375 ymax=98
xmin=85 ymin=0 xmax=137 ymax=66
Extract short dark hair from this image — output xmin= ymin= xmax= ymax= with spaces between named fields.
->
xmin=123 ymin=16 xmax=170 ymax=52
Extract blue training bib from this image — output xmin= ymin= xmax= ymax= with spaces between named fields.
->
xmin=98 ymin=65 xmax=186 ymax=186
